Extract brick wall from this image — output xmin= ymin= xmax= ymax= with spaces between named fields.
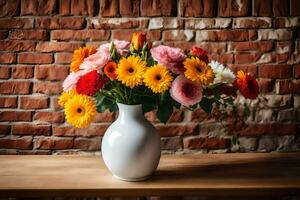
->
xmin=0 ymin=0 xmax=299 ymax=155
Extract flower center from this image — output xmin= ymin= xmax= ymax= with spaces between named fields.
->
xmin=128 ymin=67 xmax=134 ymax=73
xmin=108 ymin=67 xmax=115 ymax=73
xmin=196 ymin=66 xmax=202 ymax=73
xmin=77 ymin=108 xmax=82 ymax=113
xmin=155 ymin=74 xmax=162 ymax=81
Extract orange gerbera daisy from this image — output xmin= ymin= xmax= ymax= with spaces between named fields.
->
xmin=70 ymin=47 xmax=97 ymax=72
xmin=235 ymin=70 xmax=259 ymax=99
xmin=104 ymin=61 xmax=118 ymax=80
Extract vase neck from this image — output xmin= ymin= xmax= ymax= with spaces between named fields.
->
xmin=117 ymin=103 xmax=144 ymax=121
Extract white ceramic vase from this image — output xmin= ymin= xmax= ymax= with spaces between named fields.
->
xmin=101 ymin=103 xmax=161 ymax=181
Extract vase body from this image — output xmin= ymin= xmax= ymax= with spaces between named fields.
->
xmin=101 ymin=103 xmax=161 ymax=181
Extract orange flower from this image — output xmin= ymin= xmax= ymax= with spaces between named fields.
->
xmin=104 ymin=61 xmax=118 ymax=80
xmin=70 ymin=47 xmax=97 ymax=72
xmin=235 ymin=70 xmax=259 ymax=99
xmin=131 ymin=32 xmax=147 ymax=51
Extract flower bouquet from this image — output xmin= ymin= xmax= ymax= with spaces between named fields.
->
xmin=59 ymin=32 xmax=259 ymax=181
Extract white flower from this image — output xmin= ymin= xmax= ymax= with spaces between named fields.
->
xmin=209 ymin=60 xmax=235 ymax=84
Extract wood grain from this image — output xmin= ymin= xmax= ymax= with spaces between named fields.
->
xmin=0 ymin=153 xmax=300 ymax=197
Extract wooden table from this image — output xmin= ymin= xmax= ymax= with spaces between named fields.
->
xmin=0 ymin=153 xmax=299 ymax=198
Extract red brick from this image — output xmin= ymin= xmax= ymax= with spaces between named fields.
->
xmin=0 ymin=97 xmax=17 ymax=108
xmin=291 ymin=0 xmax=300 ymax=16
xmin=229 ymin=41 xmax=272 ymax=52
xmin=88 ymin=18 xmax=139 ymax=29
xmin=36 ymin=42 xmax=82 ymax=52
xmin=229 ymin=64 xmax=257 ymax=76
xmin=161 ymin=137 xmax=182 ymax=151
xmin=12 ymin=66 xmax=34 ymax=79
xmin=99 ymin=0 xmax=119 ymax=17
xmin=235 ymin=52 xmax=261 ymax=64
xmin=10 ymin=30 xmax=48 ymax=40
xmin=209 ymin=53 xmax=234 ymax=64
xmin=0 ymin=111 xmax=32 ymax=122
xmin=0 ymin=41 xmax=35 ymax=51
xmin=0 ymin=53 xmax=16 ymax=64
xmin=35 ymin=65 xmax=69 ymax=81
xmin=0 ymin=0 xmax=19 ymax=16
xmin=0 ymin=125 xmax=10 ymax=135
xmin=147 ymin=30 xmax=161 ymax=40
xmin=21 ymin=0 xmax=57 ymax=15
xmin=184 ymin=137 xmax=230 ymax=149
xmin=0 ymin=67 xmax=10 ymax=79
xmin=294 ymin=64 xmax=300 ymax=78
xmin=0 ymin=18 xmax=33 ymax=29
xmin=53 ymin=124 xmax=109 ymax=137
xmin=258 ymin=29 xmax=291 ymax=40
xmin=141 ymin=0 xmax=176 ymax=16
xmin=180 ymin=0 xmax=215 ymax=17
xmin=276 ymin=80 xmax=300 ymax=94
xmin=219 ymin=0 xmax=250 ymax=17
xmin=74 ymin=138 xmax=101 ymax=150
xmin=191 ymin=109 xmax=214 ymax=122
xmin=33 ymin=82 xmax=62 ymax=95
xmin=18 ymin=53 xmax=53 ymax=64
xmin=94 ymin=111 xmax=115 ymax=122
xmin=35 ymin=17 xmax=85 ymax=29
xmin=233 ymin=18 xmax=271 ymax=28
xmin=274 ymin=18 xmax=300 ymax=28
xmin=196 ymin=30 xmax=254 ymax=41
xmin=0 ymin=136 xmax=32 ymax=150
xmin=272 ymin=0 xmax=289 ymax=16
xmin=162 ymin=30 xmax=194 ymax=41
xmin=240 ymin=123 xmax=297 ymax=136
xmin=0 ymin=81 xmax=32 ymax=94
xmin=33 ymin=111 xmax=65 ymax=123
xmin=34 ymin=137 xmax=73 ymax=150
xmin=0 ymin=30 xmax=8 ymax=39
xmin=111 ymin=30 xmax=136 ymax=40
xmin=258 ymin=79 xmax=274 ymax=93
xmin=55 ymin=53 xmax=72 ymax=64
xmin=12 ymin=124 xmax=51 ymax=136
xmin=258 ymin=64 xmax=292 ymax=79
xmin=20 ymin=96 xmax=49 ymax=109
xmin=156 ymin=124 xmax=198 ymax=137
xmin=253 ymin=0 xmax=272 ymax=16
xmin=51 ymin=30 xmax=110 ymax=41
xmin=120 ymin=0 xmax=139 ymax=16
xmin=60 ymin=0 xmax=95 ymax=16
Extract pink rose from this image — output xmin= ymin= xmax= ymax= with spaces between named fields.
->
xmin=170 ymin=75 xmax=202 ymax=106
xmin=150 ymin=45 xmax=186 ymax=74
xmin=79 ymin=50 xmax=110 ymax=72
xmin=98 ymin=40 xmax=130 ymax=57
xmin=62 ymin=70 xmax=90 ymax=92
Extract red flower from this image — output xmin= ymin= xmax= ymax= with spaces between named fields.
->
xmin=76 ymin=70 xmax=107 ymax=96
xmin=104 ymin=61 xmax=118 ymax=80
xmin=190 ymin=46 xmax=209 ymax=64
xmin=234 ymin=70 xmax=259 ymax=99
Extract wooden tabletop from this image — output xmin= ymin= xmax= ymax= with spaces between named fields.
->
xmin=0 ymin=153 xmax=300 ymax=197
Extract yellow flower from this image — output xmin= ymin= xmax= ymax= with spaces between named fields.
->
xmin=64 ymin=94 xmax=96 ymax=128
xmin=116 ymin=55 xmax=146 ymax=88
xmin=70 ymin=46 xmax=97 ymax=72
xmin=58 ymin=90 xmax=77 ymax=107
xmin=183 ymin=57 xmax=215 ymax=85
xmin=143 ymin=64 xmax=173 ymax=93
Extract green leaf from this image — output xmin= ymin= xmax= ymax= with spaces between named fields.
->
xmin=243 ymin=105 xmax=251 ymax=118
xmin=156 ymin=94 xmax=173 ymax=123
xmin=232 ymin=135 xmax=239 ymax=145
xmin=142 ymin=102 xmax=156 ymax=114
xmin=199 ymin=97 xmax=213 ymax=113
xmin=157 ymin=102 xmax=173 ymax=124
